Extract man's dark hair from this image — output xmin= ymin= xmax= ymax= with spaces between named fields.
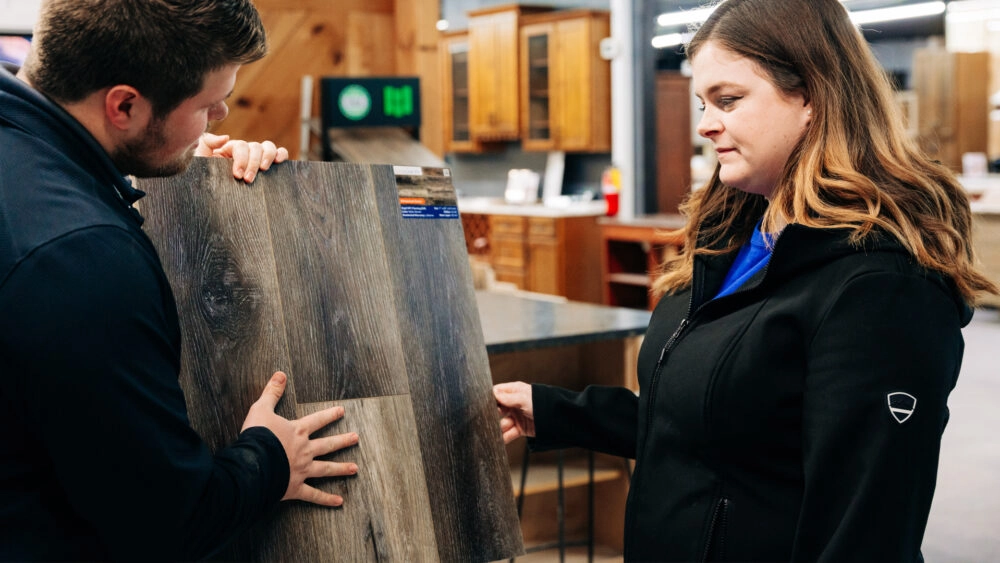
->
xmin=25 ymin=0 xmax=267 ymax=117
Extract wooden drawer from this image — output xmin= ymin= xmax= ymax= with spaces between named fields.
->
xmin=527 ymin=217 xmax=557 ymax=239
xmin=493 ymin=238 xmax=526 ymax=268
xmin=490 ymin=215 xmax=526 ymax=235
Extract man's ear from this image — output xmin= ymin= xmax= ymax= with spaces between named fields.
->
xmin=104 ymin=85 xmax=151 ymax=131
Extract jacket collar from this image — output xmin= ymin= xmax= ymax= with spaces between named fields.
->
xmin=692 ymin=222 xmax=973 ymax=325
xmin=0 ymin=67 xmax=146 ymax=216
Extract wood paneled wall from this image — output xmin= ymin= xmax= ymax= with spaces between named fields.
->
xmin=214 ymin=0 xmax=444 ymax=160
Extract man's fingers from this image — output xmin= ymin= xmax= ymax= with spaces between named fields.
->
xmin=259 ymin=141 xmax=278 ymax=170
xmin=275 ymin=146 xmax=290 ymax=163
xmin=198 ymin=132 xmax=229 ymax=154
xmin=298 ymin=405 xmax=345 ymax=434
xmin=314 ymin=432 xmax=359 ymax=456
xmin=256 ymin=371 xmax=287 ymax=411
xmin=295 ymin=484 xmax=344 ymax=507
xmin=310 ymin=460 xmax=359 ymax=478
xmin=229 ymin=142 xmax=250 ymax=179
xmin=243 ymin=143 xmax=264 ymax=182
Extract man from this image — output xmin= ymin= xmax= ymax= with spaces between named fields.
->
xmin=0 ymin=1 xmax=357 ymax=559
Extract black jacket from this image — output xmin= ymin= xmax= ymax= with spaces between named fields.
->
xmin=0 ymin=68 xmax=288 ymax=560
xmin=533 ymin=223 xmax=972 ymax=562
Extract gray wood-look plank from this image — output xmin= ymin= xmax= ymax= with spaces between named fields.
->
xmin=136 ymin=158 xmax=522 ymax=562
xmin=371 ymin=165 xmax=524 ymax=562
xmin=138 ymin=160 xmax=297 ymax=447
xmin=260 ymin=161 xmax=410 ymax=402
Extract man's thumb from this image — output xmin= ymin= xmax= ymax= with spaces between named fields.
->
xmin=258 ymin=371 xmax=287 ymax=410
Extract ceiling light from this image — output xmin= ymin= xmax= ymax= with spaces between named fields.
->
xmin=436 ymin=19 xmax=449 ymax=31
xmin=656 ymin=7 xmax=716 ymax=27
xmin=849 ymin=1 xmax=945 ymax=25
xmin=651 ymin=33 xmax=686 ymax=49
xmin=655 ymin=1 xmax=944 ymax=30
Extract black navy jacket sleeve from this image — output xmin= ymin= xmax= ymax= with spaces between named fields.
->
xmin=0 ymin=227 xmax=289 ymax=560
xmin=531 ymin=383 xmax=639 ymax=458
xmin=792 ymin=270 xmax=963 ymax=561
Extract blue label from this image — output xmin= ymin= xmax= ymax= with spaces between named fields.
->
xmin=400 ymin=205 xmax=460 ymax=219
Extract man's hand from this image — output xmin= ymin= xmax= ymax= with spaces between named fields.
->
xmin=196 ymin=132 xmax=289 ymax=184
xmin=242 ymin=371 xmax=358 ymax=506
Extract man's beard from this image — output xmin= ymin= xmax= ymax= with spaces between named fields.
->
xmin=111 ymin=117 xmax=195 ymax=178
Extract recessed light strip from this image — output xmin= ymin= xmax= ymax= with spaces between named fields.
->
xmin=653 ymin=1 xmax=947 ymax=49
xmin=850 ymin=1 xmax=945 ymax=25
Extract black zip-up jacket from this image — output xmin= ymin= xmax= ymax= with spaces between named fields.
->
xmin=532 ymin=223 xmax=972 ymax=562
xmin=0 ymin=68 xmax=288 ymax=560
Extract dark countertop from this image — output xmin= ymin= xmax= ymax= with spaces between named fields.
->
xmin=476 ymin=290 xmax=652 ymax=354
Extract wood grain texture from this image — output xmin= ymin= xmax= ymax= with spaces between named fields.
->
xmin=260 ymin=161 xmax=411 ymax=402
xmin=137 ymin=159 xmax=297 ymax=447
xmin=287 ymin=398 xmax=438 ymax=561
xmin=370 ymin=165 xmax=525 ymax=561
xmin=136 ymin=158 xmax=522 ymax=561
xmin=347 ymin=12 xmax=396 ymax=76
xmin=248 ymin=397 xmax=438 ymax=563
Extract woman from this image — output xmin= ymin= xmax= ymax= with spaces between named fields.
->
xmin=494 ymin=0 xmax=998 ymax=560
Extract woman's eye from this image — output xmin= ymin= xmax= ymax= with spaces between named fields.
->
xmin=718 ymin=96 xmax=741 ymax=108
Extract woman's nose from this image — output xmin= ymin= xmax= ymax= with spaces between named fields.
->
xmin=696 ymin=108 xmax=721 ymax=139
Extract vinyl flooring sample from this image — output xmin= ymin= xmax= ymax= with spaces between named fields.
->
xmin=137 ymin=158 xmax=523 ymax=562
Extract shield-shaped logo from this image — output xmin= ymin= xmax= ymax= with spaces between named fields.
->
xmin=887 ymin=392 xmax=917 ymax=424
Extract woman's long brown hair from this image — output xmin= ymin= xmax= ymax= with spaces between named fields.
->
xmin=652 ymin=0 xmax=998 ymax=304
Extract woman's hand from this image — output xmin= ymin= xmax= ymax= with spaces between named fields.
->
xmin=196 ymin=132 xmax=289 ymax=183
xmin=493 ymin=382 xmax=535 ymax=444
xmin=242 ymin=371 xmax=358 ymax=506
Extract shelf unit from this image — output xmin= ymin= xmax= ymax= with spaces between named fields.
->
xmin=600 ymin=215 xmax=686 ymax=310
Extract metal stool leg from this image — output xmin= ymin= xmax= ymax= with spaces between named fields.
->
xmin=510 ymin=441 xmax=531 ymax=563
xmin=557 ymin=449 xmax=565 ymax=563
xmin=588 ymin=450 xmax=595 ymax=563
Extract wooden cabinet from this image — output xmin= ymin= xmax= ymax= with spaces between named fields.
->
xmin=520 ymin=11 xmax=611 ymax=152
xmin=468 ymin=5 xmax=550 ymax=142
xmin=913 ymin=48 xmax=990 ymax=171
xmin=600 ymin=216 xmax=686 ymax=310
xmin=481 ymin=214 xmax=603 ymax=303
xmin=440 ymin=31 xmax=481 ymax=153
xmin=656 ymin=72 xmax=693 ymax=213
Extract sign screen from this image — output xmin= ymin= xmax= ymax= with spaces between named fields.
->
xmin=321 ymin=77 xmax=421 ymax=129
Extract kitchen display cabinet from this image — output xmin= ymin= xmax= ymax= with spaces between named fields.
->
xmin=467 ymin=5 xmax=551 ymax=142
xmin=520 ymin=10 xmax=611 ymax=152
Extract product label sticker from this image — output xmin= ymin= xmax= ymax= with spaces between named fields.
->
xmin=394 ymin=167 xmax=458 ymax=220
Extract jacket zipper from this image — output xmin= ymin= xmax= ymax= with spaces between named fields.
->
xmin=702 ymin=497 xmax=730 ymax=562
xmin=625 ymin=295 xmax=694 ymax=556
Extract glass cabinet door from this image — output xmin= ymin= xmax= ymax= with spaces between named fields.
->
xmin=450 ymin=46 xmax=471 ymax=144
xmin=442 ymin=33 xmax=480 ymax=152
xmin=521 ymin=24 xmax=556 ymax=150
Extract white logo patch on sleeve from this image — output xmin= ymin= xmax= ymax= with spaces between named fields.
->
xmin=887 ymin=392 xmax=917 ymax=424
